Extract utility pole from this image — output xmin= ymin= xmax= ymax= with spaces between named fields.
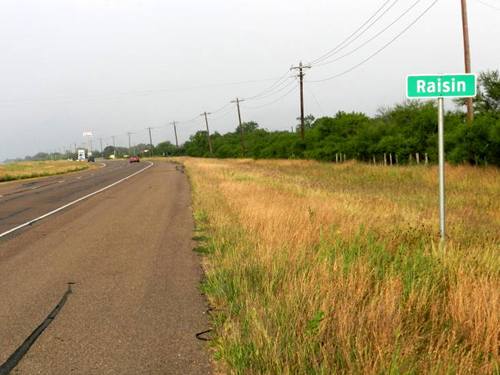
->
xmin=147 ymin=127 xmax=154 ymax=156
xmin=111 ymin=136 xmax=116 ymax=158
xmin=99 ymin=138 xmax=103 ymax=155
xmin=461 ymin=0 xmax=474 ymax=123
xmin=231 ymin=98 xmax=245 ymax=154
xmin=200 ymin=112 xmax=213 ymax=153
xmin=291 ymin=61 xmax=311 ymax=140
xmin=171 ymin=121 xmax=179 ymax=148
xmin=127 ymin=132 xmax=132 ymax=156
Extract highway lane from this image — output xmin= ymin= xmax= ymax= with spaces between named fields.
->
xmin=0 ymin=160 xmax=145 ymax=236
xmin=0 ymin=161 xmax=211 ymax=374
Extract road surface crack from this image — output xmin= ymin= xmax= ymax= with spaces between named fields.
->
xmin=0 ymin=282 xmax=75 ymax=375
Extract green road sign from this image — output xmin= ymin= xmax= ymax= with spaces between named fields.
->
xmin=407 ymin=74 xmax=476 ymax=98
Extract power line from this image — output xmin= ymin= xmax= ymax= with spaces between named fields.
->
xmin=473 ymin=0 xmax=500 ymax=13
xmin=178 ymin=114 xmax=201 ymax=124
xmin=210 ymin=102 xmax=233 ymax=114
xmin=312 ymin=0 xmax=403 ymax=65
xmin=314 ymin=0 xmax=424 ymax=67
xmin=309 ymin=0 xmax=440 ymax=83
xmin=211 ymin=106 xmax=235 ymax=120
xmin=309 ymin=0 xmax=395 ymax=65
xmin=246 ymin=78 xmax=297 ymax=102
xmin=242 ymin=70 xmax=293 ymax=100
xmin=244 ymin=83 xmax=298 ymax=110
xmin=0 ymin=77 xmax=285 ymax=107
xmin=305 ymin=86 xmax=324 ymax=115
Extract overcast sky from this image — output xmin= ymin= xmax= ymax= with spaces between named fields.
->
xmin=0 ymin=0 xmax=498 ymax=160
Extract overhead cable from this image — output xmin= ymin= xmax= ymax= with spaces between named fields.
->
xmin=314 ymin=0 xmax=423 ymax=67
xmin=309 ymin=0 xmax=396 ymax=65
xmin=309 ymin=0 xmax=439 ymax=83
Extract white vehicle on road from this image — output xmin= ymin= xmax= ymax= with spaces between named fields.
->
xmin=77 ymin=149 xmax=86 ymax=161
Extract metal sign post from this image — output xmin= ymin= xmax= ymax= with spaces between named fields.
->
xmin=406 ymin=73 xmax=476 ymax=245
xmin=437 ymin=97 xmax=445 ymax=243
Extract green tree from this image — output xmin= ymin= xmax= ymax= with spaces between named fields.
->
xmin=476 ymin=70 xmax=500 ymax=115
xmin=156 ymin=141 xmax=180 ymax=156
xmin=236 ymin=121 xmax=259 ymax=134
xmin=455 ymin=69 xmax=500 ymax=116
xmin=184 ymin=131 xmax=211 ymax=157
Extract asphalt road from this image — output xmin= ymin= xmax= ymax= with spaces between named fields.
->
xmin=0 ymin=161 xmax=211 ymax=374
xmin=0 ymin=161 xmax=145 ymax=235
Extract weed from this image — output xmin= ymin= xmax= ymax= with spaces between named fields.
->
xmin=180 ymin=157 xmax=499 ymax=374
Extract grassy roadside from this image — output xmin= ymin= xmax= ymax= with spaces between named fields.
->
xmin=179 ymin=157 xmax=499 ymax=374
xmin=0 ymin=160 xmax=92 ymax=182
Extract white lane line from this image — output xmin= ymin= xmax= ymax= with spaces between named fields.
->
xmin=58 ymin=180 xmax=65 ymax=183
xmin=31 ymin=186 xmax=40 ymax=190
xmin=0 ymin=162 xmax=154 ymax=239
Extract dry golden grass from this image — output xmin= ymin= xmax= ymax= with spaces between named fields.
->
xmin=178 ymin=157 xmax=499 ymax=374
xmin=0 ymin=160 xmax=92 ymax=182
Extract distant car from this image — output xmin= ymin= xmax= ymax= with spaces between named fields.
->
xmin=129 ymin=156 xmax=140 ymax=163
xmin=87 ymin=156 xmax=95 ymax=162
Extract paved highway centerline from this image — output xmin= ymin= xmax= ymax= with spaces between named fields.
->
xmin=0 ymin=161 xmax=153 ymax=240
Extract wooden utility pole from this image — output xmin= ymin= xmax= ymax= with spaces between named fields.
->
xmin=461 ymin=0 xmax=474 ymax=123
xmin=171 ymin=121 xmax=179 ymax=148
xmin=147 ymin=127 xmax=154 ymax=155
xmin=200 ymin=112 xmax=213 ymax=153
xmin=111 ymin=136 xmax=116 ymax=158
xmin=127 ymin=132 xmax=132 ymax=156
xmin=231 ymin=98 xmax=245 ymax=154
xmin=291 ymin=62 xmax=311 ymax=140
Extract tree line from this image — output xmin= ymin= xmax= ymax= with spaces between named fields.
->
xmin=181 ymin=70 xmax=500 ymax=166
xmin=19 ymin=70 xmax=499 ymax=166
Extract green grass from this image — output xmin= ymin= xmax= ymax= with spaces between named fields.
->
xmin=0 ymin=161 xmax=91 ymax=182
xmin=180 ymin=157 xmax=499 ymax=374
